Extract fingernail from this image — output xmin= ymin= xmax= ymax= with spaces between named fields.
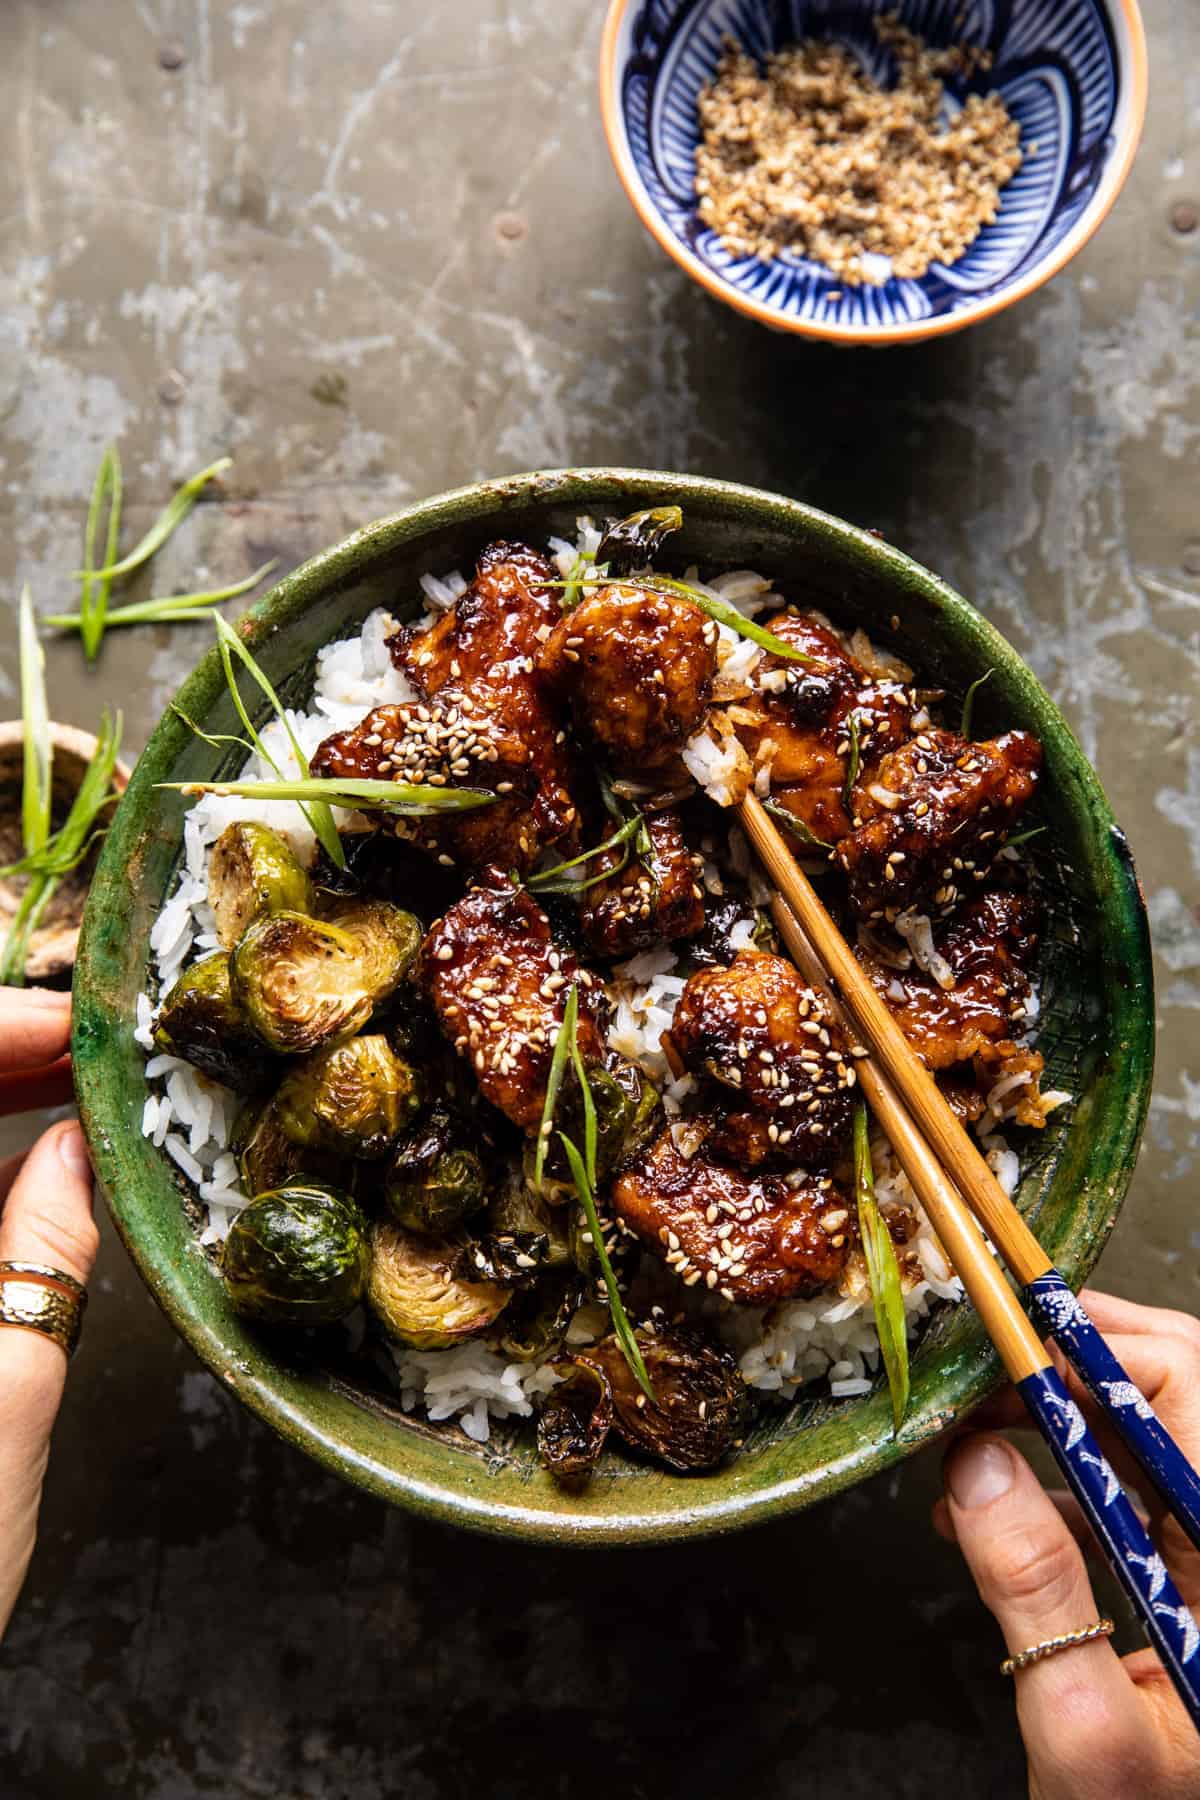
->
xmin=946 ymin=1437 xmax=1015 ymax=1510
xmin=22 ymin=987 xmax=71 ymax=1008
xmin=56 ymin=1125 xmax=91 ymax=1180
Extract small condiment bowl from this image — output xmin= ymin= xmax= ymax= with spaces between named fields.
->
xmin=600 ymin=0 xmax=1147 ymax=345
xmin=0 ymin=722 xmax=131 ymax=986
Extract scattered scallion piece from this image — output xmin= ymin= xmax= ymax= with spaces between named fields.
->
xmin=546 ymin=572 xmax=810 ymax=664
xmin=526 ymin=813 xmax=644 ymax=896
xmin=559 ymin=1133 xmax=655 ymax=1403
xmin=0 ymin=706 xmax=124 ymax=986
xmin=18 ymin=586 xmax=51 ymax=860
xmin=763 ymin=797 xmax=833 ymax=855
xmin=1003 ymin=825 xmax=1046 ymax=854
xmin=45 ymin=559 xmax=278 ymax=635
xmin=559 ymin=552 xmax=592 ymax=614
xmin=73 ymin=455 xmax=232 ymax=583
xmin=842 ymin=711 xmax=862 ymax=816
xmin=158 ymin=776 xmax=496 ymax=815
xmin=960 ymin=668 xmax=994 ymax=740
xmin=78 ymin=444 xmax=122 ymax=661
xmin=533 ymin=983 xmax=577 ymax=1196
xmin=853 ymin=1103 xmax=910 ymax=1434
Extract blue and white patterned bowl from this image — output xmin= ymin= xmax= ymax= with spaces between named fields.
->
xmin=600 ymin=0 xmax=1147 ymax=344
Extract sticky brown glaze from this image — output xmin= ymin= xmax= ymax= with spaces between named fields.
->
xmin=837 ymin=726 xmax=1041 ymax=921
xmin=731 ymin=611 xmax=920 ymax=844
xmin=537 ymin=582 xmax=719 ymax=774
xmin=311 ymin=691 xmax=544 ymax=871
xmin=667 ymin=950 xmax=856 ymax=1169
xmin=388 ymin=541 xmax=578 ymax=866
xmin=857 ymin=887 xmax=1049 ymax=1125
xmin=612 ymin=1130 xmax=850 ymax=1304
xmin=579 ymin=810 xmax=706 ymax=959
xmin=418 ymin=870 xmax=606 ymax=1132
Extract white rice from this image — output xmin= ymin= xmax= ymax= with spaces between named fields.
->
xmin=135 ymin=532 xmax=1049 ymax=1443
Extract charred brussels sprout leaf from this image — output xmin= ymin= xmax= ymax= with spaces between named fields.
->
xmin=221 ymin=1183 xmax=370 ymax=1325
xmin=208 ymin=821 xmax=314 ymax=950
xmin=310 ymin=831 xmax=461 ymax=920
xmin=451 ymin=1232 xmax=549 ymax=1289
xmin=276 ymin=1034 xmax=420 ymax=1161
xmin=526 ymin=1060 xmax=664 ymax=1198
xmin=596 ymin=505 xmax=684 ymax=575
xmin=231 ymin=910 xmax=390 ymax=1054
xmin=385 ymin=1105 xmax=488 ymax=1235
xmin=537 ymin=1359 xmax=614 ymax=1486
xmin=366 ymin=1219 xmax=511 ymax=1349
xmin=499 ymin=1269 xmax=585 ymax=1363
xmin=153 ymin=951 xmax=276 ymax=1090
xmin=230 ymin=1094 xmax=346 ymax=1195
xmin=587 ymin=1326 xmax=751 ymax=1471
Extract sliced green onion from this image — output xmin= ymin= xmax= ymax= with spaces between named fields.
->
xmin=18 ymin=586 xmax=51 ymax=859
xmin=74 ymin=456 xmax=231 ymax=582
xmin=545 ymin=573 xmax=811 ymax=664
xmin=559 ymin=1133 xmax=655 ymax=1404
xmin=1003 ymin=825 xmax=1046 ymax=853
xmin=78 ymin=444 xmax=122 ymax=660
xmin=158 ymin=776 xmax=496 ymax=815
xmin=763 ymin=798 xmax=833 ymax=854
xmin=534 ymin=983 xmax=577 ymax=1195
xmin=842 ymin=711 xmax=862 ymax=817
xmin=46 ymin=559 xmax=277 ymax=634
xmin=960 ymin=669 xmax=994 ymax=740
xmin=526 ymin=813 xmax=644 ymax=896
xmin=853 ymin=1103 xmax=910 ymax=1434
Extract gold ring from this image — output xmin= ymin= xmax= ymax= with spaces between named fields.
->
xmin=0 ymin=1264 xmax=88 ymax=1358
xmin=1001 ymin=1618 xmax=1115 ymax=1675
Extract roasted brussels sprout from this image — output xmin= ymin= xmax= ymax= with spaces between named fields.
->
xmin=221 ymin=1183 xmax=370 ymax=1325
xmin=321 ymin=898 xmax=422 ymax=994
xmin=596 ymin=505 xmax=683 ymax=574
xmin=230 ymin=1094 xmax=346 ymax=1195
xmin=524 ymin=1059 xmax=664 ymax=1200
xmin=451 ymin=1232 xmax=549 ymax=1289
xmin=586 ymin=1327 xmax=751 ymax=1472
xmin=537 ymin=1361 xmax=613 ymax=1485
xmin=208 ymin=821 xmax=314 ymax=950
xmin=230 ymin=907 xmax=411 ymax=1055
xmin=153 ymin=952 xmax=276 ymax=1090
xmin=276 ymin=1035 xmax=420 ymax=1161
xmin=366 ymin=1219 xmax=510 ymax=1349
xmin=498 ymin=1269 xmax=585 ymax=1363
xmin=384 ymin=1104 xmax=488 ymax=1235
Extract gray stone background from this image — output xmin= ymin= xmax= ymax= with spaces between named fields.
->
xmin=0 ymin=2 xmax=1196 ymax=1795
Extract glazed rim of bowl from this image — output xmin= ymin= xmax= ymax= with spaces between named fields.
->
xmin=598 ymin=0 xmax=1149 ymax=346
xmin=73 ymin=468 xmax=1154 ymax=1544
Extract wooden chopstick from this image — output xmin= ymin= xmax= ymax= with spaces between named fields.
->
xmin=740 ymin=792 xmax=1053 ymax=1287
xmin=765 ymin=888 xmax=1049 ymax=1383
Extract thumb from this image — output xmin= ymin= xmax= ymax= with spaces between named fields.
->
xmin=0 ymin=1121 xmax=97 ymax=1636
xmin=943 ymin=1432 xmax=1151 ymax=1790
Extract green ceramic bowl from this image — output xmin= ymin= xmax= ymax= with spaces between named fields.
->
xmin=72 ymin=469 xmax=1153 ymax=1545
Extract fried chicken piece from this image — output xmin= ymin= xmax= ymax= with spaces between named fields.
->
xmin=731 ymin=611 xmax=920 ymax=844
xmin=667 ymin=950 xmax=856 ymax=1169
xmin=612 ymin=1130 xmax=850 ymax=1304
xmin=388 ymin=541 xmax=578 ymax=867
xmin=857 ymin=888 xmax=1050 ymax=1125
xmin=837 ymin=727 xmax=1041 ymax=921
xmin=418 ymin=870 xmax=606 ymax=1132
xmin=537 ymin=582 xmax=719 ymax=774
xmin=311 ymin=689 xmax=544 ymax=871
xmin=579 ymin=810 xmax=706 ymax=959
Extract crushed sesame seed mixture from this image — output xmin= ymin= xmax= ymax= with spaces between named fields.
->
xmin=694 ymin=16 xmax=1023 ymax=286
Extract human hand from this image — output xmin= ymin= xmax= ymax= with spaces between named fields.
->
xmin=935 ymin=1288 xmax=1200 ymax=1798
xmin=0 ymin=988 xmax=97 ymax=1639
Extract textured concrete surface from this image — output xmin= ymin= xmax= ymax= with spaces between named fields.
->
xmin=0 ymin=2 xmax=1196 ymax=1795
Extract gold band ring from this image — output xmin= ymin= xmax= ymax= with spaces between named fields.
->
xmin=0 ymin=1262 xmax=88 ymax=1358
xmin=1001 ymin=1618 xmax=1115 ymax=1675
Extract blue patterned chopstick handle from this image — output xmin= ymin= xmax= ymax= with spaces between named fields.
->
xmin=1026 ymin=1270 xmax=1200 ymax=1555
xmin=1019 ymin=1366 xmax=1200 ymax=1731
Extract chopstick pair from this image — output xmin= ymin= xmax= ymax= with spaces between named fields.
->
xmin=740 ymin=793 xmax=1200 ymax=1730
